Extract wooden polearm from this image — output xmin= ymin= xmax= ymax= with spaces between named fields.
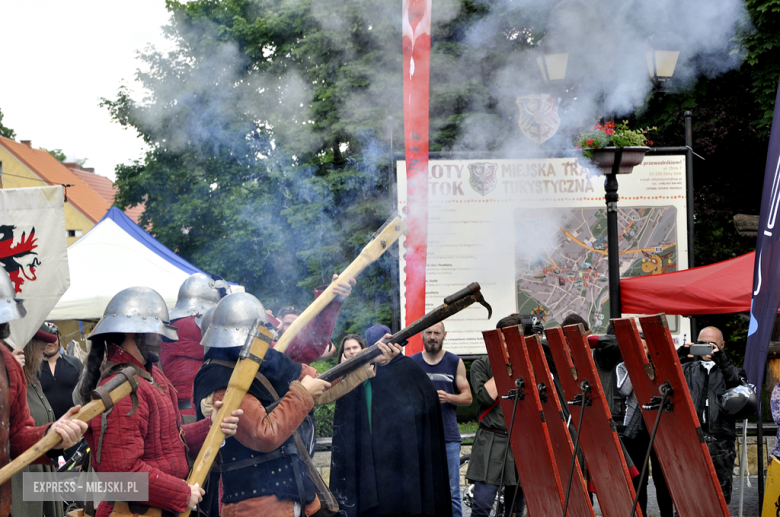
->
xmin=180 ymin=214 xmax=407 ymax=517
xmin=273 ymin=215 xmax=407 ymax=354
xmin=0 ymin=366 xmax=140 ymax=486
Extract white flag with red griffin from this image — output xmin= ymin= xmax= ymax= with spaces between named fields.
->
xmin=1 ymin=186 xmax=70 ymax=349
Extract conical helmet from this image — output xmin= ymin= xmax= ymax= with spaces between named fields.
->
xmin=201 ymin=293 xmax=269 ymax=349
xmin=0 ymin=268 xmax=26 ymax=325
xmin=89 ymin=287 xmax=179 ymax=340
xmin=169 ymin=273 xmax=226 ymax=321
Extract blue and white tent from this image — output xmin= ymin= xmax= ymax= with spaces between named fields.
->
xmin=48 ymin=208 xmax=238 ymax=320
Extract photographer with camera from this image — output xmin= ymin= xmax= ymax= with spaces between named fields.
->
xmin=678 ymin=326 xmax=746 ymax=503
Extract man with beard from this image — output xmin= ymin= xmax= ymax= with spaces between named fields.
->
xmin=411 ymin=322 xmax=471 ymax=517
xmin=39 ymin=323 xmax=83 ymax=420
xmin=0 ymin=268 xmax=88 ymax=517
xmin=330 ymin=324 xmax=452 ymax=517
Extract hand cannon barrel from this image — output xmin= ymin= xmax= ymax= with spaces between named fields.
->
xmin=263 ymin=282 xmax=492 ymax=414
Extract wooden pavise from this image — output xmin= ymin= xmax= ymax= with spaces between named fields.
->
xmin=613 ymin=314 xmax=730 ymax=517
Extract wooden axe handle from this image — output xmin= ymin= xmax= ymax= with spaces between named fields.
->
xmin=180 ymin=328 xmax=272 ymax=517
xmin=0 ymin=368 xmax=140 ymax=485
xmin=274 ymin=216 xmax=406 ymax=354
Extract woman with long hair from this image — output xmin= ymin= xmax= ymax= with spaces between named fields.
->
xmin=11 ymin=330 xmax=60 ymax=517
xmin=337 ymin=334 xmax=367 ymax=364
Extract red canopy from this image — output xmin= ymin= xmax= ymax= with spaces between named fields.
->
xmin=620 ymin=251 xmax=757 ymax=315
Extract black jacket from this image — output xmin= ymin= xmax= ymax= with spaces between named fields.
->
xmin=680 ymin=349 xmax=744 ymax=440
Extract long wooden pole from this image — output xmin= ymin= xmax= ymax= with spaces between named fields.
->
xmin=273 ymin=215 xmax=406 ymax=354
xmin=0 ymin=367 xmax=140 ymax=485
xmin=181 ymin=326 xmax=272 ymax=512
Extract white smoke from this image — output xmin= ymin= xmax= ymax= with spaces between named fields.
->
xmin=452 ymin=0 xmax=748 ymax=154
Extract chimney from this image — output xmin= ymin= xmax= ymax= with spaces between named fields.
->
xmin=20 ymin=140 xmax=32 ymax=148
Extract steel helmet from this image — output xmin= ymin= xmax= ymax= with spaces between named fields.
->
xmin=198 ymin=305 xmax=217 ymax=333
xmin=169 ymin=273 xmax=227 ymax=321
xmin=717 ymin=385 xmax=758 ymax=420
xmin=0 ymin=268 xmax=26 ymax=325
xmin=201 ymin=293 xmax=269 ymax=349
xmin=89 ymin=287 xmax=179 ymax=341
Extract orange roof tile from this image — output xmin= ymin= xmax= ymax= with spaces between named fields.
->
xmin=0 ymin=137 xmax=111 ymax=224
xmin=70 ymin=168 xmax=115 ymax=203
xmin=69 ymin=168 xmax=145 ymax=224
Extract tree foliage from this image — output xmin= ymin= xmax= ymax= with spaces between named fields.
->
xmin=43 ymin=148 xmax=67 ymax=162
xmin=0 ymin=108 xmax=15 ymax=139
xmin=108 ymin=0 xmax=779 ymax=350
xmin=107 ymin=0 xmax=545 ymax=336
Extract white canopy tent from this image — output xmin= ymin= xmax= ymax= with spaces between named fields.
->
xmin=48 ymin=208 xmax=240 ymax=320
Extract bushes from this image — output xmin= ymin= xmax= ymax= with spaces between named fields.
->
xmin=310 ymin=359 xmax=337 ymax=437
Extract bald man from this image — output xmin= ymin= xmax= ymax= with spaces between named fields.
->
xmin=678 ymin=326 xmax=745 ymax=503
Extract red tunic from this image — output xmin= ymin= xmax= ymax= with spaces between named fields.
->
xmin=274 ymin=295 xmax=342 ymax=364
xmin=84 ymin=344 xmax=211 ymax=517
xmin=1 ymin=345 xmax=50 ymax=461
xmin=159 ymin=316 xmax=203 ymax=416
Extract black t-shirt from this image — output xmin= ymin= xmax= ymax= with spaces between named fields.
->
xmin=39 ymin=354 xmax=82 ymax=420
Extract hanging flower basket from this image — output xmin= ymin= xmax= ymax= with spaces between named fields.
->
xmin=586 ymin=146 xmax=649 ymax=175
xmin=574 ymin=121 xmax=655 ymax=174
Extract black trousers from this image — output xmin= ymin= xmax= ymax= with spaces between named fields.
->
xmin=624 ymin=428 xmax=674 ymax=517
xmin=470 ymin=481 xmax=524 ymax=517
xmin=707 ymin=438 xmax=736 ymax=504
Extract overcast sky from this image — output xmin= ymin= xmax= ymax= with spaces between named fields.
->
xmin=0 ymin=1 xmax=174 ymax=181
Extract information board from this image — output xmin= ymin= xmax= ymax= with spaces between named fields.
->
xmin=397 ymin=155 xmax=690 ymax=355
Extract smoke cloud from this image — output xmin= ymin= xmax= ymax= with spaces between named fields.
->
xmin=451 ymin=0 xmax=748 ymax=155
xmin=120 ymin=0 xmax=748 ymax=324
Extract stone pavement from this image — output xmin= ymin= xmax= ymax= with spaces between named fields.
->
xmin=314 ymin=441 xmax=768 ymax=516
xmin=458 ymin=476 xmax=763 ymax=517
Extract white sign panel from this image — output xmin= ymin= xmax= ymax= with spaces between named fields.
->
xmin=398 ymin=156 xmax=689 ymax=355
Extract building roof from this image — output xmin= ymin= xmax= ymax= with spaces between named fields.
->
xmin=0 ymin=137 xmax=111 ymax=224
xmin=69 ymin=167 xmax=144 ymax=224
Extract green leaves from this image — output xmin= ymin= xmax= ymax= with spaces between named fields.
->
xmin=0 ymin=108 xmax=15 ymax=139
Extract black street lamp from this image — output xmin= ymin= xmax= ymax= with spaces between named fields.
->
xmin=604 ymin=154 xmax=627 ymax=319
xmin=537 ymin=0 xmax=681 ymax=321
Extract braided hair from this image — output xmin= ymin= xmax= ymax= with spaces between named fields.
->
xmin=75 ymin=333 xmax=126 ymax=405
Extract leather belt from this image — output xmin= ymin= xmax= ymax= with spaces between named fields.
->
xmin=478 ymin=424 xmax=508 ymax=436
xmin=220 ymin=444 xmax=299 ymax=472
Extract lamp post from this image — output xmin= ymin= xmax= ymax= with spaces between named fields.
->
xmin=605 ymin=154 xmax=625 ymax=319
xmin=537 ymin=0 xmax=681 ymax=321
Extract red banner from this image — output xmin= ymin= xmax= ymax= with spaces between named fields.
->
xmin=402 ymin=0 xmax=431 ymax=354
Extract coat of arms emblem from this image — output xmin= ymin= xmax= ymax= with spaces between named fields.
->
xmin=468 ymin=162 xmax=498 ymax=196
xmin=516 ymin=94 xmax=560 ymax=145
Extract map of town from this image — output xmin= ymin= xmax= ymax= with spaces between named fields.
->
xmin=514 ymin=206 xmax=678 ymax=334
